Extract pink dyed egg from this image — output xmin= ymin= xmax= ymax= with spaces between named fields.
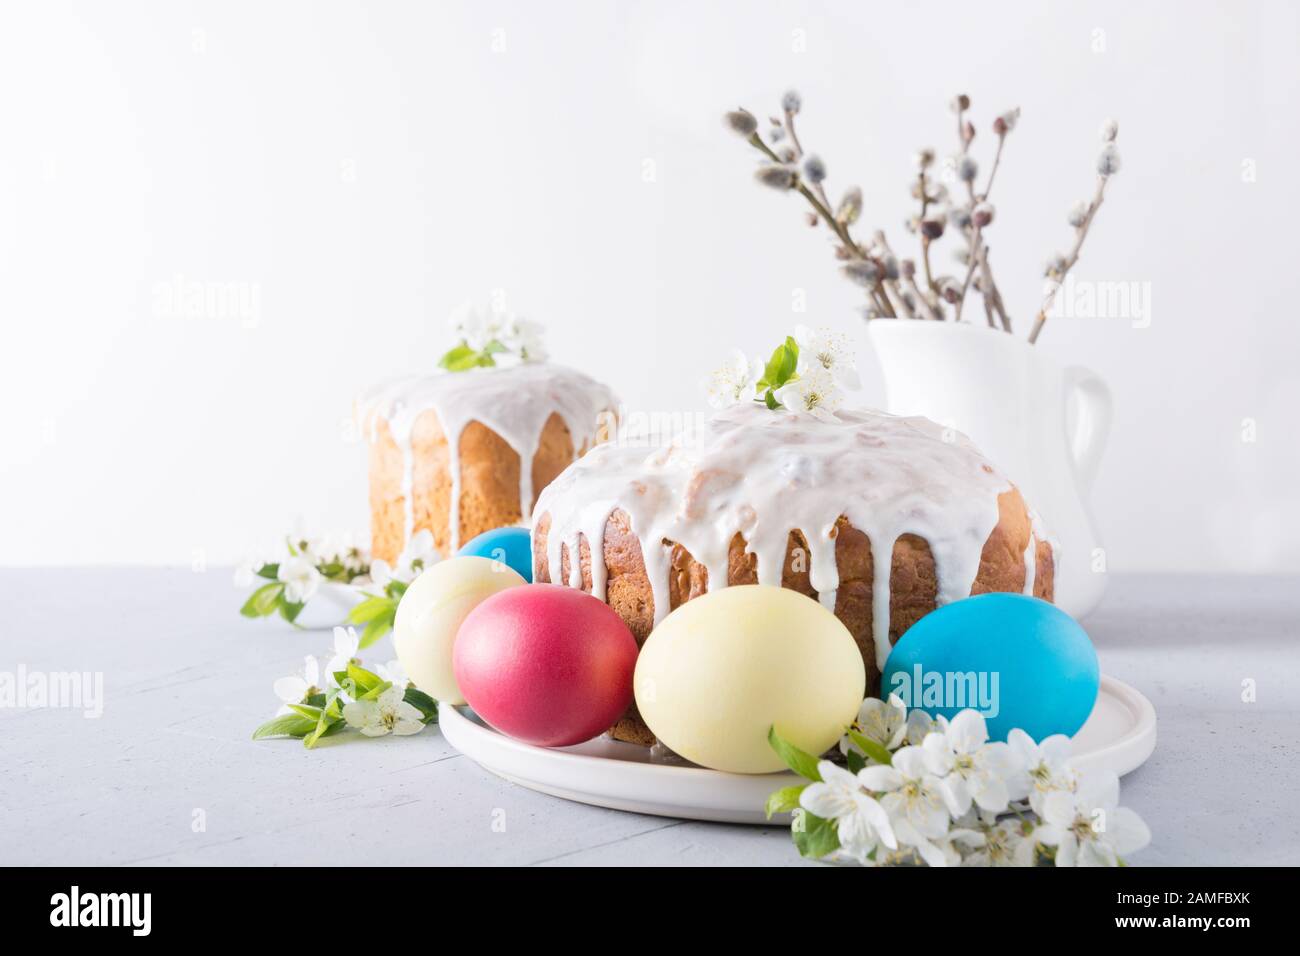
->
xmin=453 ymin=584 xmax=639 ymax=748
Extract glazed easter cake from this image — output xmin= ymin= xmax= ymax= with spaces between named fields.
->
xmin=533 ymin=402 xmax=1055 ymax=746
xmin=362 ymin=361 xmax=617 ymax=563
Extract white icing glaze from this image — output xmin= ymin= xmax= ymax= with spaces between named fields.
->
xmin=535 ymin=403 xmax=1052 ymax=673
xmin=360 ymin=362 xmax=617 ymax=552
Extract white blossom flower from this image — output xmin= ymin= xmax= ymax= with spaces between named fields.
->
xmin=858 ymin=746 xmax=951 ymax=866
xmin=958 ymin=816 xmax=1030 ymax=867
xmin=705 ymin=349 xmax=763 ymax=409
xmin=273 ymin=655 xmax=322 ymax=711
xmin=921 ymin=709 xmax=1017 ymax=817
xmin=799 ymin=761 xmax=897 ymax=863
xmin=343 ymin=685 xmax=425 ymax=738
xmin=277 ymin=556 xmax=321 ymax=604
xmin=1036 ymin=770 xmax=1151 ymax=867
xmin=370 ymin=530 xmax=439 ymax=587
xmin=326 ymin=626 xmax=361 ymax=683
xmin=375 ymin=659 xmax=410 ymax=689
xmin=498 ymin=314 xmax=547 ymax=362
xmin=794 ymin=324 xmax=860 ymax=390
xmin=840 ymin=693 xmax=906 ymax=760
xmin=774 ymin=367 xmax=841 ymax=422
xmin=232 ymin=557 xmax=261 ymax=589
xmin=1006 ymin=728 xmax=1076 ymax=813
xmin=904 ymin=708 xmax=941 ymax=745
xmin=448 ymin=302 xmax=502 ymax=351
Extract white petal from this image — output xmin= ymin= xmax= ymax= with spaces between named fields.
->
xmin=392 ymin=717 xmax=425 ymax=736
xmin=921 ymin=733 xmax=955 ymax=775
xmin=1040 ymin=790 xmax=1077 ymax=828
xmin=947 ymin=709 xmax=989 ymax=753
xmin=1105 ymin=807 xmax=1152 ymax=855
xmin=358 ymin=723 xmax=392 ymax=737
xmin=891 ymin=746 xmax=929 ymax=780
xmin=273 ymin=677 xmax=306 ymax=703
xmin=972 ymin=775 xmax=1010 ymax=813
xmin=939 ymin=774 xmax=972 ymax=818
xmin=857 ymin=765 xmax=904 ymax=793
xmin=1076 ymin=769 xmax=1120 ymax=813
xmin=1054 ymin=833 xmax=1079 ymax=867
xmin=799 ymin=782 xmax=852 ymax=820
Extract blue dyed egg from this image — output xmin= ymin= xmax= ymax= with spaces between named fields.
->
xmin=881 ymin=593 xmax=1099 ymax=742
xmin=456 ymin=526 xmax=534 ymax=582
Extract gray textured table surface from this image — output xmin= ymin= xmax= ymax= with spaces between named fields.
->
xmin=1 ymin=569 xmax=1297 ymax=866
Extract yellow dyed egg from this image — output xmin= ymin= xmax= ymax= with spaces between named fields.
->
xmin=634 ymin=585 xmax=865 ymax=774
xmin=393 ymin=556 xmax=526 ymax=705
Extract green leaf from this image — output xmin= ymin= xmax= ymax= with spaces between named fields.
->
xmin=255 ymin=563 xmax=280 ymax=580
xmin=358 ymin=614 xmax=394 ymax=649
xmin=846 ymin=729 xmax=893 ymax=767
xmin=346 ymin=661 xmax=384 ymax=696
xmin=384 ymin=580 xmax=409 ymax=601
xmin=403 ymin=687 xmax=439 ymax=724
xmin=438 ymin=343 xmax=495 ymax=372
xmin=764 ymin=388 xmax=780 ymax=410
xmin=765 ymin=784 xmax=807 ymax=819
xmin=767 ymin=726 xmax=823 ymax=781
xmin=760 ymin=339 xmax=799 ymax=390
xmin=278 ymin=597 xmax=305 ymax=624
xmin=347 ymin=595 xmax=396 ymax=625
xmin=285 ymin=703 xmax=322 ymax=721
xmin=252 ymin=713 xmax=317 ymax=740
xmin=240 ymin=582 xmax=284 ymax=618
xmin=792 ymin=810 xmax=841 ymax=859
xmin=845 ymin=750 xmax=866 ymax=774
xmin=304 ymin=689 xmax=345 ymax=749
xmin=358 ymin=680 xmax=394 ymax=702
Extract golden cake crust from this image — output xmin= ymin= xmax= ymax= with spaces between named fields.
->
xmin=369 ymin=410 xmax=580 ymax=562
xmin=533 ymin=487 xmax=1054 ymax=746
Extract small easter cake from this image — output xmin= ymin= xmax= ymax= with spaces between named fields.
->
xmin=532 ymin=402 xmax=1055 ymax=745
xmin=359 ymin=309 xmax=618 ymax=563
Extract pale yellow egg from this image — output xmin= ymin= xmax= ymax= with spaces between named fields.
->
xmin=393 ymin=556 xmax=526 ymax=704
xmin=634 ymin=585 xmax=865 ymax=774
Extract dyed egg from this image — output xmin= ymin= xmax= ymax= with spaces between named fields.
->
xmin=882 ymin=593 xmax=1099 ymax=742
xmin=393 ymin=556 xmax=526 ymax=705
xmin=454 ymin=584 xmax=639 ymax=748
xmin=456 ymin=526 xmax=533 ymax=582
xmin=634 ymin=585 xmax=865 ymax=774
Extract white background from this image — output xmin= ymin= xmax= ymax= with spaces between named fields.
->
xmin=1 ymin=0 xmax=1297 ymax=572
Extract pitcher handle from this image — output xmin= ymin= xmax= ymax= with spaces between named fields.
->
xmin=1064 ymin=366 xmax=1113 ymax=494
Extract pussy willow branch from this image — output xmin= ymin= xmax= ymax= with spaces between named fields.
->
xmin=745 ymin=131 xmax=896 ymax=317
xmin=954 ymin=116 xmax=1013 ymax=331
xmin=1028 ymin=173 xmax=1109 ymax=344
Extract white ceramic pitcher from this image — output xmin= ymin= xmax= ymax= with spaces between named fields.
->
xmin=866 ymin=321 xmax=1112 ymax=619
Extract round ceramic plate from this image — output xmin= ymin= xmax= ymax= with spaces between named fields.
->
xmin=440 ymin=674 xmax=1157 ymax=825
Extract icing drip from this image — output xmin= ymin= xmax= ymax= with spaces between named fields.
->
xmin=360 ymin=362 xmax=617 ymax=553
xmin=1022 ymin=534 xmax=1037 ymax=596
xmin=534 ymin=404 xmax=1027 ymax=672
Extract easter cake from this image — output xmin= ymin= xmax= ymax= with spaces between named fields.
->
xmin=532 ymin=402 xmax=1055 ymax=746
xmin=362 ymin=362 xmax=617 ymax=563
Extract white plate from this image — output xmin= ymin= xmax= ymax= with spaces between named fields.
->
xmin=440 ymin=674 xmax=1157 ymax=825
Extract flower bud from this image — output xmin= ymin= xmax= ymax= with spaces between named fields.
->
xmin=803 ymin=154 xmax=827 ymax=184
xmin=837 ymin=186 xmax=863 ymax=225
xmin=754 ymin=164 xmax=796 ymax=189
xmin=1097 ymin=143 xmax=1122 ymax=176
xmin=948 ymin=204 xmax=973 ymax=231
xmin=900 ymin=259 xmax=917 ymax=280
xmin=938 ymin=277 xmax=964 ymax=303
xmin=914 ymin=148 xmax=936 ymax=169
xmin=1044 ymin=253 xmax=1068 ymax=279
xmin=724 ymin=109 xmax=758 ymax=137
xmin=1067 ymin=200 xmax=1089 ymax=228
xmin=842 ymin=260 xmax=882 ymax=286
xmin=972 ymin=201 xmax=995 ymax=227
xmin=993 ymin=108 xmax=1021 ymax=136
xmin=781 ymin=90 xmax=802 ymax=114
xmin=958 ymin=156 xmax=979 ymax=183
xmin=1100 ymin=118 xmax=1119 ymax=142
xmin=949 ymin=93 xmax=971 ymax=113
xmin=919 ymin=213 xmax=946 ymax=240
